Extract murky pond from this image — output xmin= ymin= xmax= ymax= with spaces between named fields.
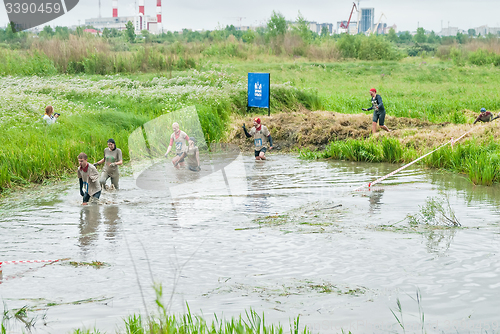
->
xmin=1 ymin=154 xmax=500 ymax=333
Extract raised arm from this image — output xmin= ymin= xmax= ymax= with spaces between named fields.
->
xmin=242 ymin=124 xmax=252 ymax=138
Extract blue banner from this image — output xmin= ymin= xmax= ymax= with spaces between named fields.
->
xmin=248 ymin=73 xmax=270 ymax=109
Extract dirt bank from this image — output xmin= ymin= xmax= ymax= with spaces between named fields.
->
xmin=228 ymin=109 xmax=495 ymax=151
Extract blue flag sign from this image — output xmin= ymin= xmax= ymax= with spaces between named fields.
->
xmin=247 ymin=73 xmax=270 ymax=109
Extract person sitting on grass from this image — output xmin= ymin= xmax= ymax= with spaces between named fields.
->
xmin=473 ymin=108 xmax=499 ymax=124
xmin=43 ymin=105 xmax=60 ymax=125
xmin=77 ymin=152 xmax=101 ymax=206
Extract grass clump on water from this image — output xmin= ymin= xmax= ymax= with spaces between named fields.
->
xmin=406 ymin=196 xmax=460 ymax=227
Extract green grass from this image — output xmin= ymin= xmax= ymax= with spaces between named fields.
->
xmin=0 ymin=70 xmax=319 ymax=193
xmin=299 ymin=136 xmax=500 ymax=186
xmin=2 ymin=57 xmax=500 ymax=192
xmin=219 ymin=58 xmax=500 ymax=123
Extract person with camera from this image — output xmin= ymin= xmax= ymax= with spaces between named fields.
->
xmin=43 ymin=105 xmax=60 ymax=125
xmin=94 ymin=138 xmax=123 ymax=190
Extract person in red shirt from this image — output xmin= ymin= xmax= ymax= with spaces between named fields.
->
xmin=473 ymin=108 xmax=499 ymax=124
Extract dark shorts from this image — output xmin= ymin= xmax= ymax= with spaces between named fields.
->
xmin=83 ymin=191 xmax=101 ymax=203
xmin=176 ymin=152 xmax=185 ymax=163
xmin=255 ymin=147 xmax=267 ymax=157
xmin=372 ymin=110 xmax=386 ymax=126
xmin=188 ymin=165 xmax=200 ymax=172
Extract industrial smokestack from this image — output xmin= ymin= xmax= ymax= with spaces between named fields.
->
xmin=112 ymin=0 xmax=118 ymax=17
xmin=156 ymin=0 xmax=162 ymax=23
xmin=139 ymin=0 xmax=144 ymax=15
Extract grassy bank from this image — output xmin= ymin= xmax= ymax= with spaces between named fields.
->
xmin=0 ymin=70 xmax=318 ymax=193
xmin=2 ymin=58 xmax=500 ymax=193
xmin=299 ymin=136 xmax=500 ymax=186
xmin=220 ymin=58 xmax=500 ymax=124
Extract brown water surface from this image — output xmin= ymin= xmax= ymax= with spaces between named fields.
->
xmin=1 ymin=154 xmax=500 ymax=333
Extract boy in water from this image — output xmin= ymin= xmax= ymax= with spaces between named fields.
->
xmin=242 ymin=117 xmax=273 ymax=160
xmin=362 ymin=88 xmax=390 ymax=134
xmin=473 ymin=108 xmax=499 ymax=124
xmin=77 ymin=152 xmax=101 ymax=205
xmin=165 ymin=122 xmax=190 ymax=169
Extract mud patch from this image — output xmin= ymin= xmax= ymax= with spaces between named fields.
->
xmin=228 ymin=109 xmax=496 ymax=152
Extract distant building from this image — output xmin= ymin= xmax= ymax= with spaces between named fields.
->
xmin=384 ymin=24 xmax=397 ymax=34
xmin=359 ymin=8 xmax=374 ymax=33
xmin=84 ymin=29 xmax=99 ymax=36
xmin=85 ymin=0 xmax=161 ymax=34
xmin=475 ymin=25 xmax=500 ymax=36
xmin=288 ymin=21 xmax=334 ymax=35
xmin=376 ymin=23 xmax=387 ymax=34
xmin=439 ymin=26 xmax=458 ymax=37
xmin=337 ymin=21 xmax=358 ymax=34
xmin=85 ymin=15 xmax=159 ymax=34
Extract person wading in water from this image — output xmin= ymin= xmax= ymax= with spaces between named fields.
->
xmin=242 ymin=117 xmax=273 ymax=160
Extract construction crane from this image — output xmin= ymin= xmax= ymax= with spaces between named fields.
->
xmin=372 ymin=13 xmax=387 ymax=34
xmin=340 ymin=2 xmax=357 ymax=34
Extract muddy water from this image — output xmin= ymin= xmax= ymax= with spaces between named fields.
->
xmin=1 ymin=154 xmax=500 ymax=334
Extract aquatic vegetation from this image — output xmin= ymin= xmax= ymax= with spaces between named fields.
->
xmin=100 ymin=282 xmax=314 ymax=334
xmin=390 ymin=289 xmax=426 ymax=334
xmin=406 ymin=196 xmax=460 ymax=227
xmin=300 ymin=134 xmax=500 ymax=186
xmin=1 ymin=303 xmax=42 ymax=334
xmin=67 ymin=261 xmax=108 ymax=268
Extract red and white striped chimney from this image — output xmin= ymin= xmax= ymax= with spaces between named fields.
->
xmin=139 ymin=0 xmax=145 ymax=15
xmin=156 ymin=0 xmax=162 ymax=23
xmin=112 ymin=0 xmax=118 ymax=17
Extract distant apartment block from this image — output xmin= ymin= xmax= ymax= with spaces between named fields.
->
xmin=336 ymin=21 xmax=358 ymax=34
xmin=359 ymin=8 xmax=374 ymax=33
xmin=439 ymin=26 xmax=459 ymax=36
xmin=474 ymin=25 xmax=500 ymax=36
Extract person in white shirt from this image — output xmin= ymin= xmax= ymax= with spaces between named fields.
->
xmin=42 ymin=105 xmax=59 ymax=125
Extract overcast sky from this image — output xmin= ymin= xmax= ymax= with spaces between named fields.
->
xmin=1 ymin=0 xmax=499 ymax=33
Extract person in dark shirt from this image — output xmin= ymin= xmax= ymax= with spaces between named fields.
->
xmin=473 ymin=108 xmax=499 ymax=124
xmin=362 ymin=88 xmax=390 ymax=134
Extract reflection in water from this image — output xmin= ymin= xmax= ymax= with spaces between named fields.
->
xmin=245 ymin=162 xmax=272 ymax=215
xmin=103 ymin=206 xmax=120 ymax=241
xmin=79 ymin=205 xmax=101 ymax=249
xmin=424 ymin=229 xmax=457 ymax=255
xmin=368 ymin=188 xmax=385 ymax=214
xmin=80 ymin=205 xmax=124 ymax=247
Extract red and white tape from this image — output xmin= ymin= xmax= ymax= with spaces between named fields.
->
xmin=0 ymin=259 xmax=61 ymax=268
xmin=353 ymin=128 xmax=474 ymax=192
